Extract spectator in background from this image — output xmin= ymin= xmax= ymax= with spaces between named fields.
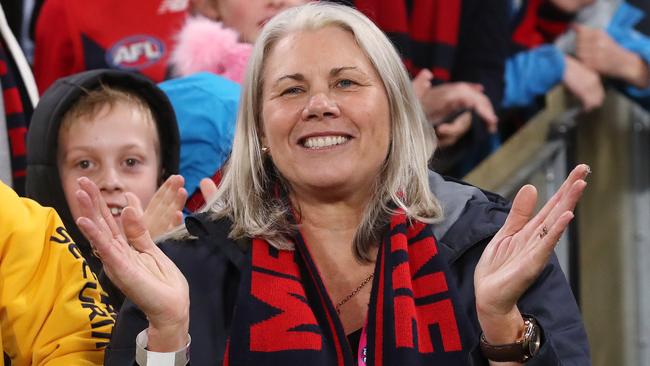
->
xmin=329 ymin=0 xmax=507 ymax=178
xmin=504 ymin=0 xmax=605 ymax=109
xmin=32 ymin=0 xmax=188 ymax=93
xmin=501 ymin=0 xmax=605 ymax=139
xmin=574 ymin=0 xmax=650 ymax=110
xmin=503 ymin=0 xmax=650 ymax=127
xmin=170 ymin=0 xmax=309 ymax=82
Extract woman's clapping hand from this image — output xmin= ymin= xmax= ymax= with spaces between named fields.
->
xmin=474 ymin=165 xmax=589 ymax=345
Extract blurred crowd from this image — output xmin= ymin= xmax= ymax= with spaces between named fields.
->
xmin=0 ymin=0 xmax=648 ymax=198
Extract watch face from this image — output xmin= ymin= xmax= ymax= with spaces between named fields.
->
xmin=528 ymin=327 xmax=541 ymax=356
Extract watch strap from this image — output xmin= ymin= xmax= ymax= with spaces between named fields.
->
xmin=135 ymin=329 xmax=191 ymax=366
xmin=479 ymin=317 xmax=539 ymax=363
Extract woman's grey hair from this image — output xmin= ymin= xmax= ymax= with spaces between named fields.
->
xmin=202 ymin=2 xmax=442 ymax=261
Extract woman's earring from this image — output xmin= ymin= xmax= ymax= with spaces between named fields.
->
xmin=261 ymin=146 xmax=270 ymax=154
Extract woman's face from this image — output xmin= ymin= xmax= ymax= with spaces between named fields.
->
xmin=261 ymin=26 xmax=391 ymax=202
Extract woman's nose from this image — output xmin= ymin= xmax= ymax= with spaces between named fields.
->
xmin=301 ymin=92 xmax=341 ymax=121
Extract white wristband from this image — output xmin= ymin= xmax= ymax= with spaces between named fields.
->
xmin=135 ymin=329 xmax=190 ymax=366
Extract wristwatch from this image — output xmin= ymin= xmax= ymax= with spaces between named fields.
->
xmin=135 ymin=329 xmax=191 ymax=366
xmin=479 ymin=316 xmax=541 ymax=363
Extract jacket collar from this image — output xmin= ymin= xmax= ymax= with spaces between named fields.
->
xmin=429 ymin=171 xmax=510 ymax=264
xmin=185 ymin=213 xmax=247 ymax=269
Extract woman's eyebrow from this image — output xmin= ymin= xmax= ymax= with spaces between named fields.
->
xmin=271 ymin=67 xmax=364 ymax=89
xmin=274 ymin=73 xmax=305 ymax=86
xmin=330 ymin=66 xmax=359 ymax=76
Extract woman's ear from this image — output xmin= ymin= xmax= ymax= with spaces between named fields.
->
xmin=190 ymin=0 xmax=221 ymax=21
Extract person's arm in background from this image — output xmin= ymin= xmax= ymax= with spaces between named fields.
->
xmin=576 ymin=24 xmax=649 ymax=88
xmin=0 ymin=182 xmax=115 ymax=365
xmin=503 ymin=45 xmax=567 ymax=108
xmin=32 ymin=0 xmax=76 ymax=93
xmin=504 ymin=45 xmax=604 ymax=111
xmin=575 ymin=2 xmax=650 ymax=109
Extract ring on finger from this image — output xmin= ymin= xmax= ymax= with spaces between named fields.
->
xmin=91 ymin=246 xmax=101 ymax=259
xmin=539 ymin=226 xmax=549 ymax=239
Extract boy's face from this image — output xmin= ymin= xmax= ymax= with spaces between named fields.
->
xmin=58 ymin=102 xmax=160 ymax=231
xmin=215 ymin=0 xmax=310 ymax=43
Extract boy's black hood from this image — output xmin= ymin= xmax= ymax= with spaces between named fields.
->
xmin=25 ymin=69 xmax=180 ymax=275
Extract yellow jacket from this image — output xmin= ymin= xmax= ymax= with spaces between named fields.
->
xmin=0 ymin=182 xmax=115 ymax=365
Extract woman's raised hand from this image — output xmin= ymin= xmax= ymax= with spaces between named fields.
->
xmin=474 ymin=164 xmax=589 ymax=345
xmin=75 ymin=177 xmax=190 ymax=352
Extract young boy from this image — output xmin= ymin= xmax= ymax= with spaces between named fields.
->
xmin=25 ymin=69 xmax=185 ymax=307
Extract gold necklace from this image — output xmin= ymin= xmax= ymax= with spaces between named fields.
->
xmin=335 ymin=273 xmax=375 ymax=314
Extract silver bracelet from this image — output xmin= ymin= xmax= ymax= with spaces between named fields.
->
xmin=135 ymin=329 xmax=191 ymax=366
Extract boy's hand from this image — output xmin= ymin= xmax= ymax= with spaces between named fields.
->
xmin=139 ymin=175 xmax=187 ymax=239
xmin=199 ymin=178 xmax=218 ymax=204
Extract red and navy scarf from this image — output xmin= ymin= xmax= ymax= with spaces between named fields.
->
xmin=511 ymin=0 xmax=574 ymax=52
xmin=224 ymin=210 xmax=471 ymax=365
xmin=0 ymin=41 xmax=31 ymax=195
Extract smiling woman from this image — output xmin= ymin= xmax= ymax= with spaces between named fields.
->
xmin=79 ymin=3 xmax=591 ymax=366
xmin=260 ymin=26 xmax=392 ymax=222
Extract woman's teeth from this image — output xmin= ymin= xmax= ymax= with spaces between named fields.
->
xmin=303 ymin=136 xmax=349 ymax=149
xmin=110 ymin=207 xmax=123 ymax=216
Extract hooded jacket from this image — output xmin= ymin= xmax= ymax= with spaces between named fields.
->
xmin=25 ymin=69 xmax=180 ymax=280
xmin=104 ymin=172 xmax=590 ymax=365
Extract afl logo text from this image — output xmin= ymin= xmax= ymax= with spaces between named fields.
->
xmin=107 ymin=35 xmax=165 ymax=70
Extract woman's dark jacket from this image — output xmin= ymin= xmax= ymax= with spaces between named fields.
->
xmin=105 ymin=172 xmax=591 ymax=365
